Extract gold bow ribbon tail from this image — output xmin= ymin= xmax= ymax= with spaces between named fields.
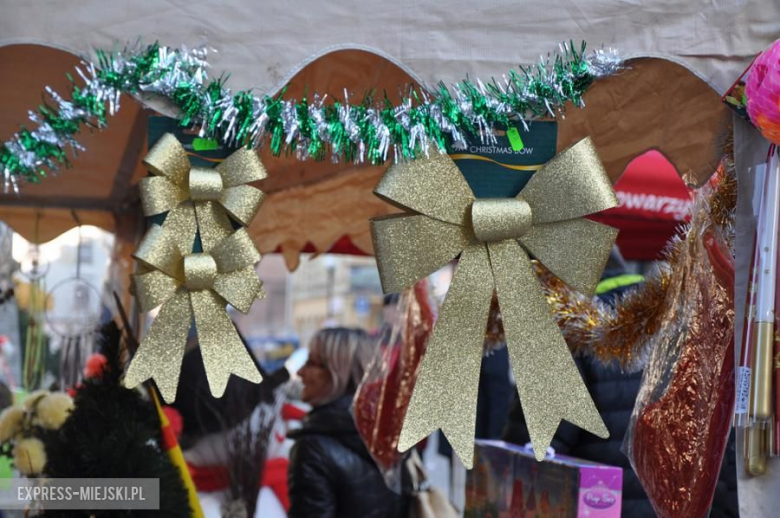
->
xmin=138 ymin=133 xmax=267 ymax=253
xmin=370 ymin=138 xmax=619 ymax=467
xmin=126 ymin=225 xmax=265 ymax=402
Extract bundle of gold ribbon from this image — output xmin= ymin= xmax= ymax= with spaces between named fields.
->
xmin=125 ymin=134 xmax=267 ymax=403
xmin=370 ymin=137 xmax=619 ymax=467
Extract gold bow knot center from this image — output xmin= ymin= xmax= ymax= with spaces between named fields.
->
xmin=471 ymin=198 xmax=532 ymax=243
xmin=184 ymin=253 xmax=219 ymax=291
xmin=189 ymin=168 xmax=224 ymax=201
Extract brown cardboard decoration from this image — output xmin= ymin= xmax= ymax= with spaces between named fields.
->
xmin=256 ymin=49 xmax=413 ymax=196
xmin=558 ymin=57 xmax=731 ymax=187
xmin=250 ymin=167 xmax=391 ymax=270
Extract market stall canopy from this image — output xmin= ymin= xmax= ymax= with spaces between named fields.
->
xmin=0 ymin=0 xmax=776 ymax=96
xmin=0 ymin=39 xmax=733 ymax=269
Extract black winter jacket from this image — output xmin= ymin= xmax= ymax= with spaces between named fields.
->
xmin=287 ymin=395 xmax=408 ymax=518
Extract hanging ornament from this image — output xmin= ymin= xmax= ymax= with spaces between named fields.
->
xmin=746 ymin=39 xmax=780 ymax=144
xmin=370 ymin=138 xmax=618 ymax=467
xmin=125 ymin=134 xmax=268 ymax=403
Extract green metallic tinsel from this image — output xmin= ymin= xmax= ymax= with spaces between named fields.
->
xmin=1 ymin=40 xmax=621 ymax=191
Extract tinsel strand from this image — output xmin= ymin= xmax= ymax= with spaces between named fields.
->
xmin=1 ymin=41 xmax=622 ymax=193
xmin=543 ymin=155 xmax=735 ymax=371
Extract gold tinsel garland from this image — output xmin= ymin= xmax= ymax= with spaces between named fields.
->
xmin=485 ymin=153 xmax=736 ymax=371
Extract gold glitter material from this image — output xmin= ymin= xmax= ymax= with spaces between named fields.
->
xmin=194 ymin=201 xmax=233 ymax=253
xmin=522 ymin=219 xmax=618 ymax=295
xmin=371 ymin=214 xmax=472 ymax=293
xmin=190 ymin=289 xmax=263 ymax=397
xmin=213 ymin=266 xmax=263 ymax=314
xmin=129 ymin=229 xmax=265 ymax=402
xmin=124 ymin=288 xmax=192 ymax=402
xmin=160 ymin=201 xmax=198 ymax=256
xmin=134 ymin=224 xmax=184 ymax=281
xmin=220 ymin=184 xmax=266 ymax=226
xmin=129 ymin=133 xmax=270 ymax=402
xmin=471 ymin=198 xmax=532 ymax=242
xmin=217 ymin=147 xmax=268 ymax=187
xmin=140 ymin=176 xmax=187 ymax=216
xmin=138 ymin=133 xmax=268 ymax=250
xmin=210 ymin=228 xmax=261 ymax=273
xmin=189 ymin=168 xmax=223 ymax=201
xmin=133 ymin=270 xmax=179 ymax=313
xmin=183 ymin=253 xmax=218 ymax=291
xmin=375 ymin=149 xmax=474 ymax=226
xmin=371 ymin=138 xmax=617 ymax=467
xmin=143 ymin=133 xmax=191 ymax=186
xmin=489 ymin=240 xmax=608 ymax=460
xmin=397 ymin=244 xmax=494 ymax=468
xmin=520 ymin=138 xmax=617 ymax=224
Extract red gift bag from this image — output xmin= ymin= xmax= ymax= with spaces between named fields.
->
xmin=623 ymin=201 xmax=735 ymax=518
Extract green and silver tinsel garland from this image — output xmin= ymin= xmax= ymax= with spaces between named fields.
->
xmin=1 ymin=41 xmax=622 ymax=192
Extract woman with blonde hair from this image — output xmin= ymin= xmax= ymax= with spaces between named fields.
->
xmin=288 ymin=327 xmax=408 ymax=518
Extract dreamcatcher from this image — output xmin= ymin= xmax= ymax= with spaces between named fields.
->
xmin=42 ymin=214 xmax=106 ymax=390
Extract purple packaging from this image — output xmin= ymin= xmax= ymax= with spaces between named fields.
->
xmin=465 ymin=440 xmax=623 ymax=518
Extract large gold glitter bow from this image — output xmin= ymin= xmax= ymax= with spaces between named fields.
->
xmin=125 ymin=225 xmax=264 ymax=402
xmin=370 ymin=138 xmax=619 ymax=467
xmin=138 ymin=133 xmax=267 ymax=254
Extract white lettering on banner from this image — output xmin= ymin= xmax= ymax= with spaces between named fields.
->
xmin=616 ymin=192 xmax=693 ymax=221
xmin=467 ymin=145 xmax=534 ymax=155
xmin=735 ymin=366 xmax=752 ymax=414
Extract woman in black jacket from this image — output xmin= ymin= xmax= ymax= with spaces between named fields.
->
xmin=288 ymin=327 xmax=407 ymax=518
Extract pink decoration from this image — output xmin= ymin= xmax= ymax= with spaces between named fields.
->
xmin=747 ymin=39 xmax=780 ymax=144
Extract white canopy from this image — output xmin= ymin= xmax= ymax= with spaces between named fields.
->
xmin=1 ymin=0 xmax=778 ymax=97
xmin=2 ymin=2 xmax=780 ymax=514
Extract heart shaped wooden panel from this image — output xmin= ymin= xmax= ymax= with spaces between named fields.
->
xmin=559 ymin=57 xmax=731 ymax=187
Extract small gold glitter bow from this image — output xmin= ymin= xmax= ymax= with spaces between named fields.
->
xmin=126 ymin=133 xmax=268 ymax=402
xmin=139 ymin=133 xmax=267 ymax=254
xmin=126 ymin=225 xmax=264 ymax=402
xmin=370 ymin=138 xmax=619 ymax=467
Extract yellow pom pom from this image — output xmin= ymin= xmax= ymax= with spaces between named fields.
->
xmin=14 ymin=437 xmax=46 ymax=476
xmin=23 ymin=390 xmax=50 ymax=411
xmin=36 ymin=393 xmax=74 ymax=430
xmin=0 ymin=406 xmax=25 ymax=442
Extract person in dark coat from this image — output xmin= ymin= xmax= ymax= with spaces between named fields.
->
xmin=502 ymin=248 xmax=738 ymax=517
xmin=170 ymin=337 xmax=290 ymax=450
xmin=288 ymin=327 xmax=407 ymax=518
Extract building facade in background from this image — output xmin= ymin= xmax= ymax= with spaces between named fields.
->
xmin=233 ymin=254 xmax=385 ymax=369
